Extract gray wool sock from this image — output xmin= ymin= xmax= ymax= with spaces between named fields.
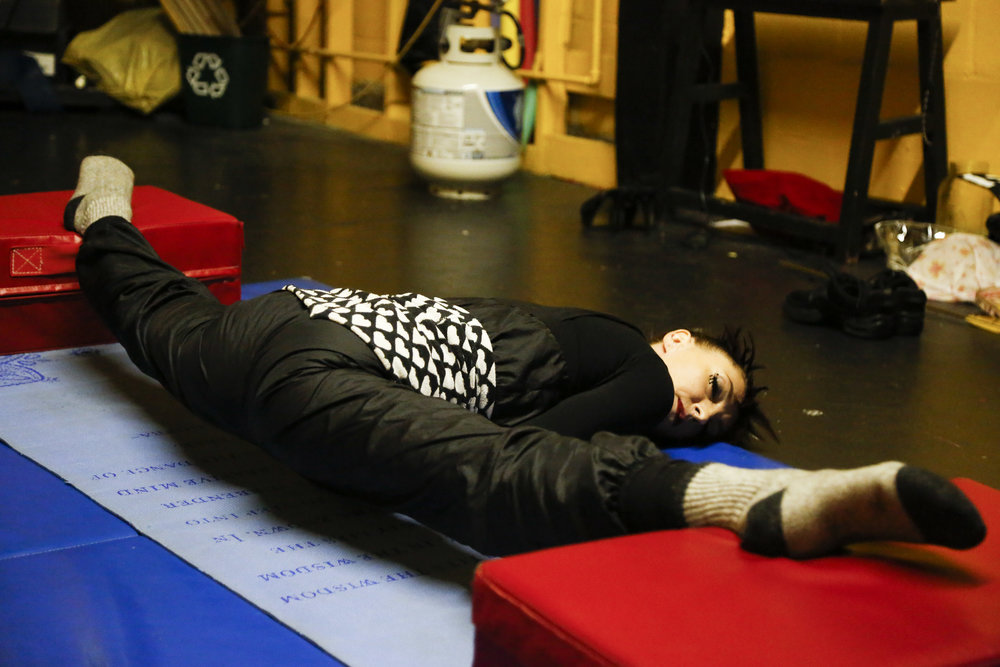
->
xmin=683 ymin=461 xmax=986 ymax=558
xmin=69 ymin=156 xmax=134 ymax=233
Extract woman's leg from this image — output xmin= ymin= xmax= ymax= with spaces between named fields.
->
xmin=76 ymin=217 xmax=221 ymax=381
xmin=69 ymin=156 xmax=225 ymax=385
xmin=69 ymin=157 xmax=311 ymax=433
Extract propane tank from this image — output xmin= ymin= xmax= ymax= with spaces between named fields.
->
xmin=411 ymin=24 xmax=524 ymax=199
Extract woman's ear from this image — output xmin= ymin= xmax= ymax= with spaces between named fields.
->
xmin=661 ymin=329 xmax=692 ymax=351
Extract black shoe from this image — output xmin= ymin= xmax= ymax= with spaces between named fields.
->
xmin=784 ymin=272 xmax=896 ymax=339
xmin=868 ymin=269 xmax=926 ymax=335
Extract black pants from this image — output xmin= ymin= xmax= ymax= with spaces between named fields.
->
xmin=76 ymin=218 xmax=664 ymax=555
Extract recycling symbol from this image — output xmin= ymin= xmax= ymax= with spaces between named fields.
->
xmin=186 ymin=52 xmax=230 ymax=99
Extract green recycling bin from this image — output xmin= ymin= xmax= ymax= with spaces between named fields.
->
xmin=177 ymin=34 xmax=269 ymax=129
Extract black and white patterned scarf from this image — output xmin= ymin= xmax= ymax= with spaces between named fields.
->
xmin=283 ymin=286 xmax=496 ymax=416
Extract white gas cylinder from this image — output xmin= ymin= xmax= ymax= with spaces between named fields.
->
xmin=411 ymin=24 xmax=524 ymax=199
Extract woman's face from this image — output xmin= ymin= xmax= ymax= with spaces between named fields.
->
xmin=651 ymin=329 xmax=747 ymax=441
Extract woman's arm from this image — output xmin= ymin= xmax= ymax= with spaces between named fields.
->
xmin=521 ymin=315 xmax=673 ymax=439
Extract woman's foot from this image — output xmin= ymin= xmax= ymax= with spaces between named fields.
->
xmin=683 ymin=461 xmax=987 ymax=557
xmin=64 ymin=155 xmax=134 ymax=234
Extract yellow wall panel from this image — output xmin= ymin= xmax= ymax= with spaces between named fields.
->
xmin=266 ymin=0 xmax=1000 ymax=195
xmin=969 ymin=0 xmax=1000 ymax=75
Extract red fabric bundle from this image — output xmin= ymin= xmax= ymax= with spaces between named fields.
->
xmin=724 ymin=169 xmax=843 ymax=222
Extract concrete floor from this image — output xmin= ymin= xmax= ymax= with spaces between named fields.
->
xmin=2 ymin=106 xmax=998 ymax=489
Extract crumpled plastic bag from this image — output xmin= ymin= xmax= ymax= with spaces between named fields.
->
xmin=906 ymin=232 xmax=1000 ymax=302
xmin=62 ymin=8 xmax=180 ymax=114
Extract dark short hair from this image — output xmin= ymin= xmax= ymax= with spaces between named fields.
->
xmin=690 ymin=326 xmax=776 ymax=448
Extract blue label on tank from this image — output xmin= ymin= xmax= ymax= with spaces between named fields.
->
xmin=486 ymin=90 xmax=523 ymax=141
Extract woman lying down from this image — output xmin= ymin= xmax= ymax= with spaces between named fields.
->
xmin=65 ymin=156 xmax=986 ymax=557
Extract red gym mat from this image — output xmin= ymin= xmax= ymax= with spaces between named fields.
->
xmin=473 ymin=478 xmax=1000 ymax=666
xmin=0 ymin=187 xmax=243 ymax=354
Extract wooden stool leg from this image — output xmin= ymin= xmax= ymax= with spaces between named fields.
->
xmin=660 ymin=2 xmax=711 ymax=201
xmin=839 ymin=15 xmax=895 ymax=260
xmin=733 ymin=10 xmax=764 ymax=169
xmin=918 ymin=8 xmax=948 ymax=219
